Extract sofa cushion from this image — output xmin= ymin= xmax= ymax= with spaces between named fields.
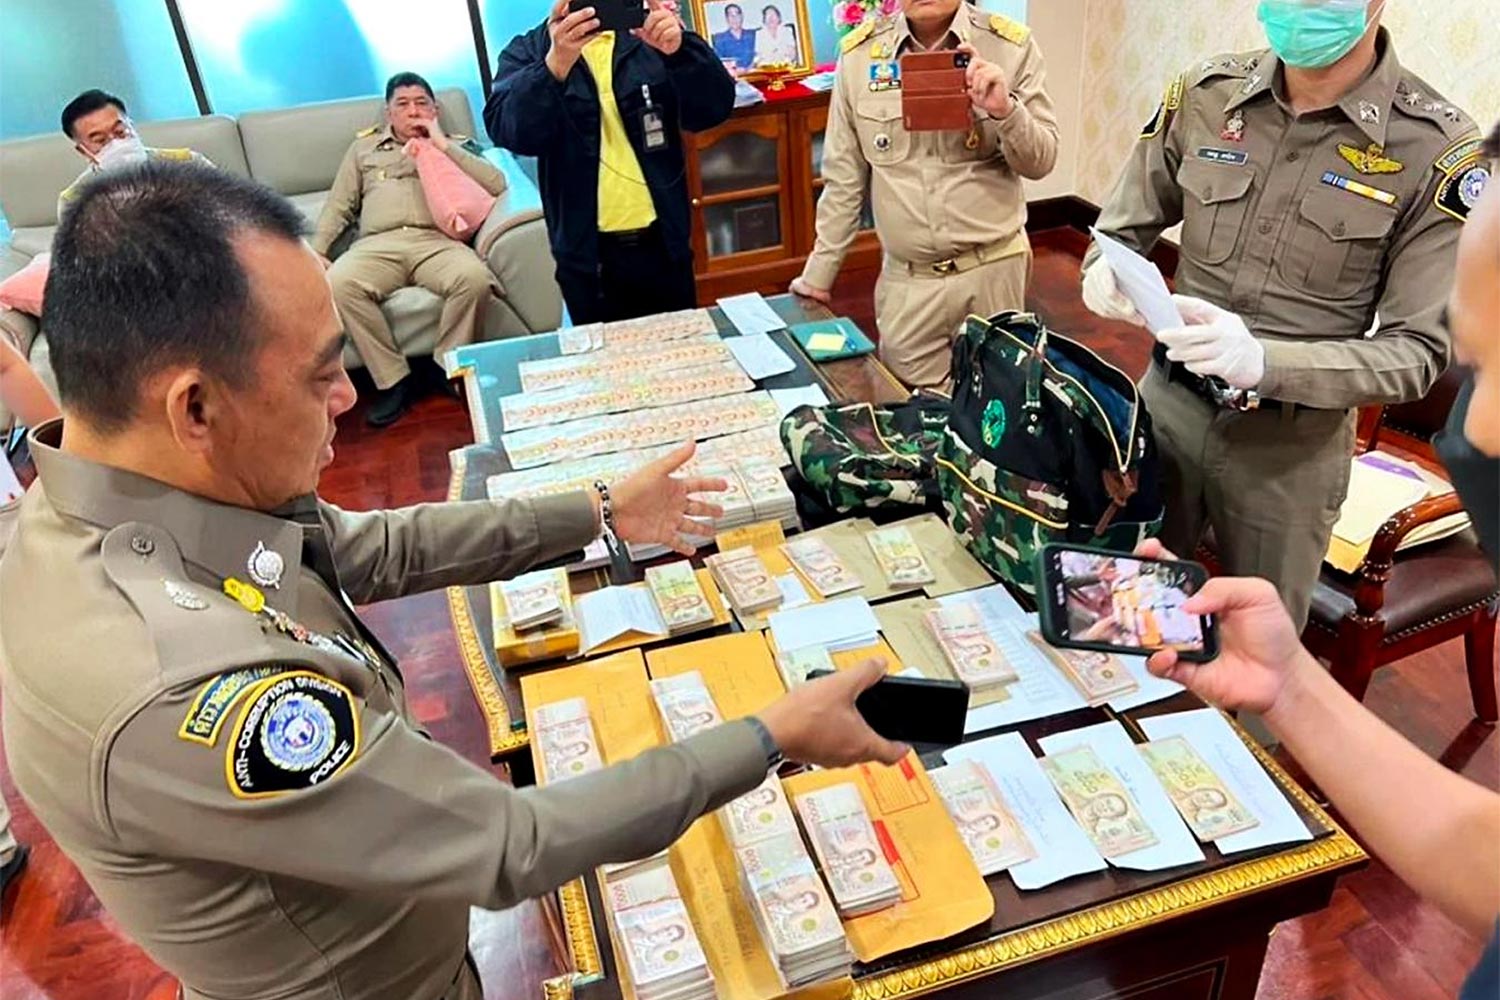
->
xmin=135 ymin=116 xmax=251 ymax=178
xmin=0 ymin=253 xmax=48 ymax=315
xmin=8 ymin=228 xmax=52 ymax=260
xmin=237 ymin=88 xmax=477 ymax=197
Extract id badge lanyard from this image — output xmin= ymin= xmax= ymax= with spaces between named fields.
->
xmin=640 ymin=84 xmax=667 ymax=152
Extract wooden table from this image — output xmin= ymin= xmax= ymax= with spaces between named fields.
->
xmin=444 ymin=301 xmax=1365 ymax=1000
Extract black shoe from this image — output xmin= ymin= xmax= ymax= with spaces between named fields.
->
xmin=365 ymin=377 xmax=414 ymax=428
xmin=0 ymin=843 xmax=29 ymax=900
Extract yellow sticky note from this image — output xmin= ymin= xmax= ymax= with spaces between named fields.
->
xmin=807 ymin=332 xmax=847 ymax=353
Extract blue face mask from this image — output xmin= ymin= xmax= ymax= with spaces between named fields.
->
xmin=1257 ymin=0 xmax=1379 ymax=69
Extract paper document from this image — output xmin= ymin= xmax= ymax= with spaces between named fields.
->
xmin=717 ymin=293 xmax=787 ymax=336
xmin=945 ymin=732 xmax=1108 ymax=890
xmin=725 ymin=333 xmax=797 ymax=380
xmin=1037 ymin=721 xmax=1204 ymax=871
xmin=769 ymin=595 xmax=880 ymax=653
xmin=1332 ymin=455 xmax=1432 ymax=545
xmin=774 ymin=572 xmax=814 ymax=610
xmin=769 ymin=384 xmax=831 ymax=418
xmin=574 ymin=586 xmax=668 ymax=653
xmin=1106 ymin=656 xmax=1186 ymax=712
xmin=1138 ymin=709 xmax=1313 ymax=854
xmin=0 ymin=459 xmax=21 ymax=504
xmin=1090 ymin=228 xmax=1184 ymax=334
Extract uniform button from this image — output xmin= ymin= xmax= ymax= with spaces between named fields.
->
xmin=1333 ymin=221 xmax=1347 ymax=237
xmin=1286 ymin=150 xmax=1300 ymax=162
xmin=131 ymin=535 xmax=155 ymax=556
xmin=1258 ymin=219 xmax=1274 ymax=235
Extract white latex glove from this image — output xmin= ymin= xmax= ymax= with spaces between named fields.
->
xmin=1157 ymin=295 xmax=1266 ymax=390
xmin=1081 ymin=259 xmax=1146 ymax=327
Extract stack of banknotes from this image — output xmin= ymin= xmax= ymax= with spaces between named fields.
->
xmin=736 ymin=834 xmax=853 ymax=987
xmin=1026 ymin=632 xmax=1139 ymax=705
xmin=499 ymin=361 xmax=753 ymax=432
xmin=644 ymin=562 xmax=717 ymax=637
xmin=1139 ymin=737 xmax=1260 ymax=842
xmin=865 ymin=525 xmax=936 ymax=588
xmin=793 ymin=783 xmax=902 ymax=917
xmin=779 ymin=536 xmax=862 ymax=597
xmin=533 ymin=697 xmax=604 ymax=785
xmin=929 ymin=761 xmax=1038 ymax=875
xmin=519 ymin=337 xmax=731 ymax=393
xmin=626 ymin=457 xmax=799 ymax=563
xmin=558 ymin=309 xmax=720 ymax=355
xmin=605 ymin=857 xmax=716 ymax=1000
xmin=649 ymin=671 xmax=724 ymax=743
xmin=498 ymin=568 xmax=569 ymax=631
xmin=705 ymin=546 xmax=784 ymax=616
xmin=926 ymin=604 xmax=1018 ymax=693
xmin=1041 ymin=746 xmax=1159 ymax=858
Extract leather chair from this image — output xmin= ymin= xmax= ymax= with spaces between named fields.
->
xmin=1301 ymin=366 xmax=1499 ymax=722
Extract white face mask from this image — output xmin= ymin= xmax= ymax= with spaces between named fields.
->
xmin=94 ymin=134 xmax=148 ymax=172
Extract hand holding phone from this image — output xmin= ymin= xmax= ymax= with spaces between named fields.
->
xmin=1035 ymin=543 xmax=1220 ymax=662
xmin=807 ymin=669 xmax=970 ymax=747
xmin=569 ymin=0 xmax=646 ymax=32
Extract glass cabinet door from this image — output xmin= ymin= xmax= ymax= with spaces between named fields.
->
xmin=694 ymin=119 xmax=789 ymax=262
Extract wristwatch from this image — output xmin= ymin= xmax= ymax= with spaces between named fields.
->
xmin=745 ymin=717 xmax=785 ymax=769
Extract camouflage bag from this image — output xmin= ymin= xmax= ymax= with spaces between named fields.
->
xmin=939 ymin=312 xmax=1163 ymax=596
xmin=781 ymin=394 xmax=950 ymax=514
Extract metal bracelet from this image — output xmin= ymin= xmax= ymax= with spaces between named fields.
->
xmin=592 ymin=480 xmax=616 ymax=537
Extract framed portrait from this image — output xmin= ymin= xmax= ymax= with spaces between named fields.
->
xmin=691 ymin=0 xmax=814 ymax=80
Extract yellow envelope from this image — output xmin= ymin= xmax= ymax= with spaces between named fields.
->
xmin=714 ymin=521 xmax=827 ymax=631
xmin=646 ymin=631 xmax=786 ymax=717
xmin=520 ymin=648 xmax=658 ymax=766
xmin=872 ymin=597 xmax=1011 ymax=708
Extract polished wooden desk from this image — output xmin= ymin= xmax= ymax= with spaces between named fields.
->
xmin=445 ymin=302 xmax=1365 ymax=1000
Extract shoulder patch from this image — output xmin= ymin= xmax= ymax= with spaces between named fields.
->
xmin=1434 ymin=154 xmax=1489 ymax=223
xmin=1140 ymin=74 xmax=1185 ymax=141
xmin=225 ymin=671 xmax=360 ymax=800
xmin=179 ymin=666 xmax=281 ymax=746
xmin=151 ymin=147 xmax=193 ymax=162
xmin=987 ymin=13 xmax=1030 ymax=45
xmin=1435 ymin=135 xmax=1483 ymax=176
xmin=840 ymin=21 xmax=875 ymax=55
xmin=356 ymin=124 xmax=381 ymax=138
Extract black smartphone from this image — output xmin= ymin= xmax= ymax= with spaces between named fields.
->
xmin=1035 ymin=543 xmax=1219 ymax=663
xmin=808 ymin=670 xmax=969 ymax=747
xmin=568 ymin=0 xmax=647 ymax=32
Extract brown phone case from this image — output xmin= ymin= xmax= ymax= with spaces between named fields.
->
xmin=899 ymin=51 xmax=972 ymax=132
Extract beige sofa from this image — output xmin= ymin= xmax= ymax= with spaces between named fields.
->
xmin=0 ymin=88 xmax=563 ymax=401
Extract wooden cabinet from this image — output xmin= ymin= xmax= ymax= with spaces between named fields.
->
xmin=685 ymin=90 xmax=882 ymax=301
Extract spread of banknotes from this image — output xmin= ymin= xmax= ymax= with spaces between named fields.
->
xmin=606 ymin=856 xmax=716 ymax=1000
xmin=926 ymin=604 xmax=1018 ymax=691
xmin=793 ymin=783 xmax=902 ymax=917
xmin=645 ymin=562 xmax=715 ymax=636
xmin=722 ymin=775 xmax=800 ymax=850
xmin=780 ymin=536 xmax=862 ymax=597
xmin=930 ymin=761 xmax=1038 ymax=875
xmin=706 ymin=546 xmax=783 ymax=615
xmin=1041 ymin=745 xmax=1159 ymax=858
xmin=1139 ymin=737 xmax=1260 ymax=842
xmin=520 ymin=337 xmax=732 ymax=393
xmin=500 ymin=361 xmax=754 ymax=432
xmin=736 ymin=833 xmax=853 ymax=987
xmin=649 ymin=671 xmax=724 ymax=743
xmin=558 ymin=309 xmax=720 ymax=355
xmin=866 ymin=525 xmax=937 ymax=587
xmin=533 ymin=697 xmax=604 ymax=784
xmin=1027 ymin=631 xmax=1139 ymax=705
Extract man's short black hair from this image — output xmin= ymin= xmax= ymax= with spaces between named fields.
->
xmin=45 ymin=161 xmax=307 ymax=434
xmin=61 ymin=89 xmax=127 ymax=140
xmin=724 ymin=3 xmax=742 ymax=15
xmin=1485 ymin=120 xmax=1500 ymax=163
xmin=384 ymin=72 xmax=434 ymax=103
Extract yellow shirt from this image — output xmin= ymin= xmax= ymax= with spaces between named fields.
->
xmin=581 ymin=32 xmax=657 ymax=233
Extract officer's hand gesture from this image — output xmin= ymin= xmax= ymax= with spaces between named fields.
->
xmin=608 ymin=441 xmax=728 ymax=556
xmin=546 ymin=0 xmax=600 ymax=82
xmin=759 ymin=659 xmax=911 ymax=767
xmin=1159 ymin=295 xmax=1266 ymax=390
xmin=789 ymin=276 xmax=833 ymax=306
xmin=958 ymin=43 xmax=1013 ymax=119
xmin=413 ymin=114 xmax=449 ymax=153
xmin=635 ymin=0 xmax=684 ymax=56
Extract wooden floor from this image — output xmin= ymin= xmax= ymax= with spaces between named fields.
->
xmin=1 ymin=228 xmax=1494 ymax=1000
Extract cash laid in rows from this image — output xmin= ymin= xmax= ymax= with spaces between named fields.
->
xmin=866 ymin=525 xmax=936 ymax=587
xmin=606 ymin=855 xmax=716 ymax=1000
xmin=736 ymin=833 xmax=853 ymax=987
xmin=1027 ymin=632 xmax=1139 ymax=705
xmin=793 ymin=783 xmax=902 ymax=917
xmin=929 ymin=761 xmax=1038 ymax=875
xmin=520 ymin=336 xmax=730 ymax=393
xmin=705 ymin=546 xmax=783 ymax=615
xmin=558 ymin=309 xmax=719 ymax=355
xmin=1041 ymin=745 xmax=1159 ymax=858
xmin=533 ymin=697 xmax=604 ymax=785
xmin=780 ymin=535 xmax=862 ymax=597
xmin=1139 ymin=736 xmax=1260 ymax=842
xmin=499 ymin=360 xmax=753 ymax=432
xmin=498 ymin=567 xmax=569 ymax=631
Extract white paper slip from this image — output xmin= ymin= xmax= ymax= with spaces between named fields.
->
xmin=1138 ymin=709 xmax=1313 ymax=854
xmin=945 ymin=732 xmax=1107 ymax=890
xmin=1037 ymin=721 xmax=1204 ymax=871
xmin=940 ymin=583 xmax=1032 ymax=629
xmin=775 ymin=573 xmax=814 ymax=610
xmin=574 ymin=586 xmax=668 ymax=653
xmin=1090 ymin=228 xmax=1185 ymax=334
xmin=768 ymin=595 xmax=879 ymax=654
xmin=726 ymin=333 xmax=797 ymax=380
xmin=769 ymin=384 xmax=832 ymax=418
xmin=0 ymin=458 xmax=21 ymax=505
xmin=1106 ymin=656 xmax=1186 ymax=713
xmin=717 ymin=293 xmax=787 ymax=336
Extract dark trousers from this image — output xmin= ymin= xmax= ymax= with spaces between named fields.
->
xmin=556 ymin=224 xmax=698 ymax=324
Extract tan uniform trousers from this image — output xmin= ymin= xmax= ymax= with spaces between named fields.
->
xmin=0 ymin=496 xmax=17 ymax=865
xmin=329 ymin=228 xmax=496 ymax=390
xmin=1141 ymin=365 xmax=1356 ymax=631
xmin=875 ymin=248 xmax=1030 ymax=390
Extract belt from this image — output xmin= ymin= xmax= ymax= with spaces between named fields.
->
xmin=897 ymin=231 xmax=1028 ymax=278
xmin=599 ymin=223 xmax=658 ymax=247
xmin=1151 ymin=343 xmax=1318 ymax=414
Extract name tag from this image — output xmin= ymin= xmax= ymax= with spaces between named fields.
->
xmin=1196 ymin=147 xmax=1249 ymax=166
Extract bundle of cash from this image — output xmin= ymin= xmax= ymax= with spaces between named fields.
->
xmin=649 ymin=671 xmax=724 ymax=743
xmin=1139 ymin=737 xmax=1260 ymax=842
xmin=1027 ymin=632 xmax=1138 ymax=705
xmin=705 ymin=546 xmax=783 ymax=615
xmin=645 ymin=562 xmax=716 ymax=635
xmin=926 ymin=605 xmax=1018 ymax=691
xmin=794 ymin=783 xmax=901 ymax=917
xmin=736 ymin=834 xmax=852 ymax=987
xmin=1041 ymin=746 xmax=1159 ymax=858
xmin=533 ymin=697 xmax=604 ymax=784
xmin=929 ymin=761 xmax=1038 ymax=875
xmin=519 ymin=338 xmax=729 ymax=393
xmin=721 ymin=774 xmax=798 ymax=849
xmin=774 ymin=644 xmax=837 ymax=689
xmin=499 ymin=361 xmax=755 ymax=433
xmin=557 ymin=323 xmax=606 ymax=355
xmin=865 ymin=525 xmax=936 ymax=588
xmin=604 ymin=308 xmax=719 ymax=347
xmin=499 ymin=568 xmax=567 ymax=631
xmin=738 ymin=459 xmax=798 ymax=528
xmin=780 ymin=536 xmax=862 ymax=597
xmin=606 ymin=856 xmax=716 ymax=1000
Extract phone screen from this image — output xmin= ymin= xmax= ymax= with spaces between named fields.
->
xmin=1046 ymin=547 xmax=1212 ymax=657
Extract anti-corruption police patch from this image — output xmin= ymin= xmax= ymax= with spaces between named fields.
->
xmin=226 ymin=671 xmax=360 ymax=799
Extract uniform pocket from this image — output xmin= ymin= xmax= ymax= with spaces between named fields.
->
xmin=855 ymin=101 xmax=910 ymax=166
xmin=940 ymin=119 xmax=999 ymax=165
xmin=1177 ymin=159 xmax=1255 ymax=266
xmin=1278 ymin=186 xmax=1396 ymax=299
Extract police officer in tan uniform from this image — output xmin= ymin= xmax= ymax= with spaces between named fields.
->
xmin=57 ymin=88 xmax=214 ymax=219
xmin=1 ymin=163 xmax=904 ymax=1000
xmin=792 ymin=0 xmax=1058 ymax=389
xmin=1082 ymin=0 xmax=1485 ymax=629
xmin=312 ymin=72 xmax=506 ymax=428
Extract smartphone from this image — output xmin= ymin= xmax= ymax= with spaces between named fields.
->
xmin=1035 ymin=543 xmax=1219 ymax=663
xmin=568 ymin=0 xmax=647 ymax=32
xmin=808 ymin=670 xmax=969 ymax=747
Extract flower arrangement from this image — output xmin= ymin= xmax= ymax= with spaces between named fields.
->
xmin=835 ymin=0 xmax=901 ymax=37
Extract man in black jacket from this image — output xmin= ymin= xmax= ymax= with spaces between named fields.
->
xmin=486 ymin=0 xmax=735 ymax=323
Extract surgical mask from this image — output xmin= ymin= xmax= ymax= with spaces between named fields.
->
xmin=94 ymin=133 xmax=148 ymax=172
xmin=1257 ymin=0 xmax=1380 ymax=69
xmin=1435 ymin=379 xmax=1500 ymax=575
